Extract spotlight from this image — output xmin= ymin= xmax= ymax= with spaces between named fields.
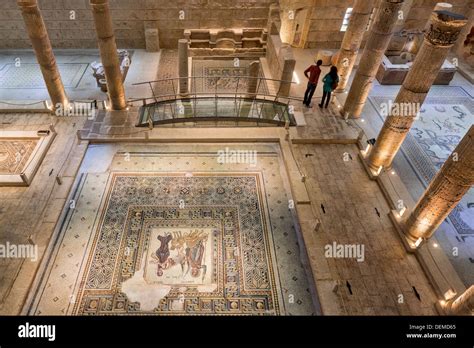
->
xmin=444 ymin=289 xmax=456 ymax=301
xmin=293 ymin=71 xmax=300 ymax=85
xmin=398 ymin=206 xmax=406 ymax=217
xmin=414 ymin=237 xmax=423 ymax=248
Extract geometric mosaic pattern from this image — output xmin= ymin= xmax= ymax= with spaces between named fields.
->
xmin=0 ymin=139 xmax=38 ymax=174
xmin=0 ymin=63 xmax=88 ymax=88
xmin=27 ymin=146 xmax=316 ymax=316
xmin=75 ymin=173 xmax=281 ymax=315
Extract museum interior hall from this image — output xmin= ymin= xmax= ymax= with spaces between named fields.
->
xmin=0 ymin=0 xmax=473 ymax=316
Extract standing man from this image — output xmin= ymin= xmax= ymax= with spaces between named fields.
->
xmin=303 ymin=59 xmax=323 ymax=108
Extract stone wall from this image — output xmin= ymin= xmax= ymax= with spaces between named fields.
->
xmin=267 ymin=34 xmax=284 ymax=80
xmin=305 ymin=0 xmax=471 ymax=49
xmin=1 ymin=0 xmax=471 ymax=50
xmin=0 ymin=0 xmax=274 ymax=49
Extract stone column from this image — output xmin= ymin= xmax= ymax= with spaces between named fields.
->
xmin=386 ymin=0 xmax=414 ymax=55
xmin=343 ymin=0 xmax=405 ymax=118
xmin=279 ymin=6 xmax=294 ymax=44
xmin=247 ymin=60 xmax=260 ymax=96
xmin=178 ymin=39 xmax=189 ymax=95
xmin=17 ymin=0 xmax=68 ymax=110
xmin=446 ymin=285 xmax=474 ymax=315
xmin=145 ymin=28 xmax=160 ymax=52
xmin=278 ymin=44 xmax=295 ymax=97
xmin=402 ymin=126 xmax=474 ymax=242
xmin=267 ymin=3 xmax=281 ymax=35
xmin=90 ymin=0 xmax=126 ymax=110
xmin=335 ymin=0 xmax=375 ymax=92
xmin=368 ymin=11 xmax=468 ymax=170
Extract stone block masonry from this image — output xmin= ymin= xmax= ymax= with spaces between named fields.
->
xmin=305 ymin=0 xmax=470 ymax=49
xmin=0 ymin=0 xmax=274 ymax=49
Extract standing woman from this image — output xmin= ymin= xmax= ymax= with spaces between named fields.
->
xmin=319 ymin=66 xmax=339 ymax=109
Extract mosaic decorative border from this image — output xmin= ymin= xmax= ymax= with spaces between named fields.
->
xmin=70 ymin=172 xmax=282 ymax=315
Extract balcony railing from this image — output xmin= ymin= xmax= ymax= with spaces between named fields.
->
xmin=130 ymin=76 xmax=301 ymax=127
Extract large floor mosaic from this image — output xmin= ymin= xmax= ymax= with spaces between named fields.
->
xmin=370 ymin=86 xmax=474 ymax=236
xmin=0 ymin=63 xmax=88 ymax=88
xmin=27 ymin=145 xmax=315 ymax=315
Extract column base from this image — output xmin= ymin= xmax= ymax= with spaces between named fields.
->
xmin=357 ymin=151 xmax=381 ymax=180
xmin=435 ymin=300 xmax=449 ymax=315
xmin=388 ymin=210 xmax=418 ymax=253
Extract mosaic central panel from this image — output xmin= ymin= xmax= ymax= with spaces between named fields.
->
xmin=0 ymin=139 xmax=38 ymax=174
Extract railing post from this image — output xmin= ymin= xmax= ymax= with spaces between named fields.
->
xmin=193 ymin=76 xmax=197 ymax=120
xmin=215 ymin=77 xmax=218 ymax=119
xmin=149 ymin=82 xmax=158 ymax=103
xmin=234 ymin=76 xmax=240 ymax=116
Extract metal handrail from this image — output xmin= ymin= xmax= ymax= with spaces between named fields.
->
xmin=136 ymin=92 xmax=297 ymax=125
xmin=128 ymin=92 xmax=303 ymax=104
xmin=130 ymin=75 xmax=301 ymax=103
xmin=131 ymin=75 xmax=296 ymax=86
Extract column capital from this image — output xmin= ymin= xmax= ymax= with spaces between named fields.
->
xmin=425 ymin=11 xmax=468 ymax=46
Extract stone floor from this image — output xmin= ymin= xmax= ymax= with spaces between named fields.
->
xmin=291 ymin=48 xmax=474 ymax=287
xmin=293 ymin=143 xmax=438 ymax=315
xmin=0 ymin=113 xmax=87 ymax=314
xmin=0 ymin=49 xmax=161 ymax=107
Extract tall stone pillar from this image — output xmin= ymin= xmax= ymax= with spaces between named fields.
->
xmin=178 ymin=39 xmax=189 ymax=95
xmin=402 ymin=126 xmax=474 ymax=242
xmin=386 ymin=0 xmax=414 ymax=55
xmin=278 ymin=44 xmax=295 ymax=97
xmin=279 ymin=5 xmax=294 ymax=44
xmin=368 ymin=11 xmax=468 ymax=170
xmin=335 ymin=0 xmax=375 ymax=92
xmin=267 ymin=3 xmax=281 ymax=35
xmin=17 ymin=0 xmax=68 ymax=110
xmin=90 ymin=0 xmax=126 ymax=110
xmin=446 ymin=285 xmax=474 ymax=315
xmin=343 ymin=0 xmax=405 ymax=118
xmin=247 ymin=60 xmax=260 ymax=96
